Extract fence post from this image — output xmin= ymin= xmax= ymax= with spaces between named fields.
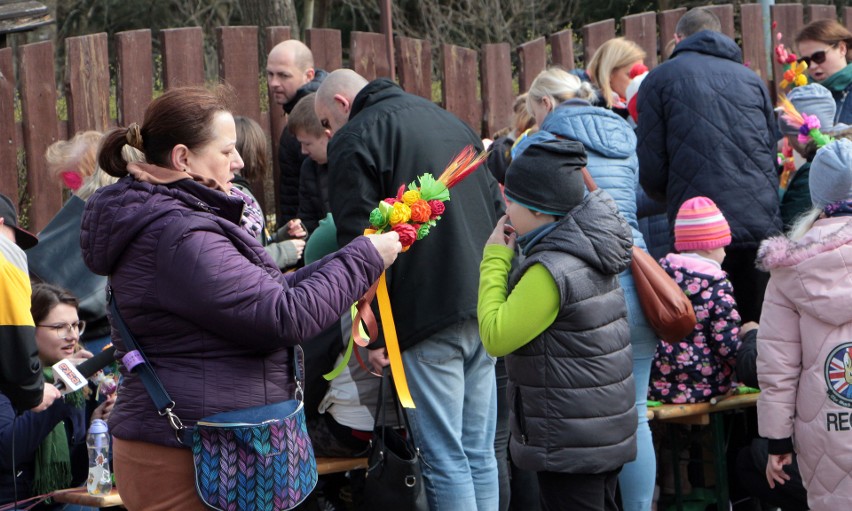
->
xmin=622 ymin=12 xmax=658 ymax=69
xmin=116 ymin=29 xmax=153 ymax=127
xmin=582 ymin=19 xmax=616 ymax=68
xmin=807 ymin=4 xmax=836 ymax=22
xmin=481 ymin=43 xmax=513 ymax=138
xmin=265 ymin=26 xmax=292 ymax=224
xmin=18 ymin=40 xmax=61 ymax=231
xmin=161 ymin=27 xmax=205 ymax=88
xmin=771 ymin=4 xmax=804 ymax=95
xmin=741 ymin=4 xmax=770 ymax=82
xmin=395 ymin=36 xmax=432 ymax=100
xmin=441 ymin=44 xmax=481 ymax=134
xmin=65 ymin=33 xmax=111 ymax=134
xmin=517 ymin=37 xmax=546 ymax=93
xmin=0 ymin=48 xmax=17 ymax=200
xmin=351 ymin=31 xmax=390 ymax=80
xmin=658 ymin=8 xmax=685 ymax=61
xmin=305 ymin=28 xmax=342 ymax=71
xmin=549 ymin=29 xmax=575 ymax=70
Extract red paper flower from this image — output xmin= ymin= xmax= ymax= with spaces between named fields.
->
xmin=384 ymin=198 xmax=398 ymax=205
xmin=392 ymin=223 xmax=418 ymax=247
xmin=428 ymin=200 xmax=445 ymax=219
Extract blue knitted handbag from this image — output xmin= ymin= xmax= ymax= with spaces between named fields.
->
xmin=108 ymin=285 xmax=318 ymax=510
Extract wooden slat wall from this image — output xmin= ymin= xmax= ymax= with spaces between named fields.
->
xmin=161 ymin=28 xmax=205 ymax=88
xmin=807 ymin=4 xmax=836 ymax=22
xmin=305 ymin=28 xmax=342 ymax=72
xmin=582 ymin=19 xmax=615 ymax=68
xmin=441 ymin=44 xmax=481 ymax=133
xmin=741 ymin=4 xmax=769 ymax=81
xmin=351 ymin=31 xmax=390 ymax=81
xmin=517 ymin=37 xmax=546 ymax=93
xmin=265 ymin=26 xmax=292 ymax=222
xmin=549 ymin=29 xmax=575 ymax=70
xmin=704 ymin=4 xmax=736 ymax=39
xmin=115 ymin=29 xmax=153 ymax=127
xmin=65 ymin=33 xmax=110 ymax=134
xmin=658 ymin=8 xmax=685 ymax=61
xmin=846 ymin=7 xmax=852 ymax=31
xmin=623 ymin=12 xmax=657 ymax=69
xmin=771 ymin=4 xmax=804 ymax=93
xmin=18 ymin=40 xmax=61 ymax=231
xmin=481 ymin=43 xmax=513 ymax=138
xmin=395 ymin=36 xmax=431 ymax=100
xmin=0 ymin=47 xmax=17 ymax=199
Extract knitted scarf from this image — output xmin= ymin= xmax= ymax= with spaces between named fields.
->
xmin=821 ymin=63 xmax=852 ymax=94
xmin=31 ymin=367 xmax=85 ymax=497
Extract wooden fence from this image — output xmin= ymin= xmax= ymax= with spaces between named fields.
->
xmin=2 ymin=3 xmax=852 ymax=230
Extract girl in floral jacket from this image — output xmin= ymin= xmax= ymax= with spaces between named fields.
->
xmin=649 ymin=197 xmax=742 ymax=404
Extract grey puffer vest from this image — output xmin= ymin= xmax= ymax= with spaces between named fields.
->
xmin=505 ymin=190 xmax=637 ymax=474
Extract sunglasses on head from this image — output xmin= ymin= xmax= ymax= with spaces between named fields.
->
xmin=798 ymin=43 xmax=837 ymax=66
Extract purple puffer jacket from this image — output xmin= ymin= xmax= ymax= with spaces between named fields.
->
xmin=80 ymin=176 xmax=384 ymax=448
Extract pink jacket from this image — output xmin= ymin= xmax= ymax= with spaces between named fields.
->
xmin=756 ymin=216 xmax=852 ymax=509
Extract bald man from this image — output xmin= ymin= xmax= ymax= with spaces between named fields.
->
xmin=316 ymin=69 xmax=504 ymax=511
xmin=266 ymin=40 xmax=328 ymax=224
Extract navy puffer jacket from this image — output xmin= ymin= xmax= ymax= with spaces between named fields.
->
xmin=637 ymin=30 xmax=781 ymax=249
xmin=81 ymin=175 xmax=384 ymax=448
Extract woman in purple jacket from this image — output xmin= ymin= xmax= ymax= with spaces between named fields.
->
xmin=79 ymin=86 xmax=401 ymax=510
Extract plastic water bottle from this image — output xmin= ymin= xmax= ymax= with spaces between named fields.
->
xmin=86 ymin=419 xmax=112 ymax=495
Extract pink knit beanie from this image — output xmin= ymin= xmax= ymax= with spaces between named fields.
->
xmin=674 ymin=196 xmax=732 ymax=251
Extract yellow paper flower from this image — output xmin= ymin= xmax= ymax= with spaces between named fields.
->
xmin=402 ymin=189 xmax=421 ymax=206
xmin=389 ymin=202 xmax=411 ymax=226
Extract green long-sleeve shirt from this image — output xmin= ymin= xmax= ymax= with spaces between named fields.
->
xmin=477 ymin=244 xmax=560 ymax=357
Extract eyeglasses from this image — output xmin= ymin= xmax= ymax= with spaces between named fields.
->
xmin=798 ymin=43 xmax=837 ymax=66
xmin=37 ymin=320 xmax=86 ymax=340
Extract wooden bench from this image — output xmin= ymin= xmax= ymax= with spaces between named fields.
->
xmin=51 ymin=457 xmax=370 ymax=508
xmin=651 ymin=392 xmax=759 ymax=511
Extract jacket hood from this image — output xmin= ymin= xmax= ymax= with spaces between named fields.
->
xmin=531 ymin=189 xmax=633 ymax=275
xmin=756 ymin=217 xmax=852 ymax=325
xmin=541 ymin=101 xmax=636 ymax=159
xmin=662 ymin=253 xmax=728 ymax=292
xmin=81 ymin=177 xmax=245 ymax=276
xmin=671 ymin=30 xmax=742 ymax=64
xmin=349 ymin=78 xmax=403 ymax=119
xmin=283 ymin=68 xmax=328 ymax=114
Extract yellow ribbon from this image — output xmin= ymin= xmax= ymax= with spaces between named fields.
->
xmin=376 ymin=271 xmax=416 ymax=408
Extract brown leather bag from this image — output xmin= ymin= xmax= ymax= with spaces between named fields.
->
xmin=580 ymin=168 xmax=696 ymax=343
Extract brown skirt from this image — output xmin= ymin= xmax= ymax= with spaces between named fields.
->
xmin=113 ymin=437 xmax=207 ymax=511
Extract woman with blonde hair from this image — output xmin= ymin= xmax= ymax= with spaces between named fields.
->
xmin=516 ymin=66 xmax=657 ymax=511
xmin=587 ymin=37 xmax=647 ymax=114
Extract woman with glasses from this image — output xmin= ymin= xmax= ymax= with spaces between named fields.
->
xmin=0 ymin=282 xmax=115 ymax=509
xmin=796 ymin=19 xmax=852 ymax=124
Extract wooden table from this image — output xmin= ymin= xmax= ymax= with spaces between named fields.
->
xmin=651 ymin=392 xmax=759 ymax=511
xmin=52 ymin=487 xmax=124 ymax=507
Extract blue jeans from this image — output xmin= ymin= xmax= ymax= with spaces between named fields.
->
xmin=401 ymin=318 xmax=498 ymax=511
xmin=618 ymin=274 xmax=658 ymax=511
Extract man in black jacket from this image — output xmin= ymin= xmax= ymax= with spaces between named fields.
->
xmin=637 ymin=8 xmax=782 ymax=322
xmin=316 ymin=69 xmax=504 ymax=510
xmin=266 ymin=40 xmax=327 ymax=224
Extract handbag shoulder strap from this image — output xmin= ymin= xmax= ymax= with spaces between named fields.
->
xmin=107 ymin=281 xmax=306 ymax=441
xmin=372 ymin=367 xmax=416 ymax=446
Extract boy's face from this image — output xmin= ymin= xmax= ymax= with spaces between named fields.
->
xmin=295 ymin=131 xmax=329 ymax=164
xmin=505 ymin=198 xmax=553 ymax=236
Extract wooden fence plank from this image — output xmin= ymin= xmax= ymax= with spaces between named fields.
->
xmin=351 ymin=31 xmax=389 ymax=81
xmin=846 ymin=7 xmax=852 ymax=32
xmin=216 ymin=26 xmax=260 ymax=123
xmin=441 ymin=44 xmax=481 ymax=133
xmin=396 ymin=36 xmax=431 ymax=100
xmin=0 ymin=48 xmax=16 ymax=200
xmin=807 ymin=4 xmax=836 ymax=23
xmin=265 ymin=26 xmax=292 ymax=222
xmin=741 ymin=3 xmax=769 ymax=81
xmin=517 ymin=37 xmax=546 ymax=93
xmin=305 ymin=28 xmax=342 ymax=71
xmin=658 ymin=8 xmax=685 ymax=61
xmin=161 ymin=27 xmax=204 ymax=88
xmin=481 ymin=43 xmax=513 ymax=137
xmin=18 ymin=40 xmax=61 ymax=231
xmin=703 ymin=4 xmax=735 ymax=40
xmin=772 ymin=4 xmax=804 ymax=93
xmin=549 ymin=29 xmax=575 ymax=70
xmin=582 ymin=19 xmax=615 ymax=68
xmin=65 ymin=33 xmax=110 ymax=134
xmin=115 ymin=29 xmax=152 ymax=127
xmin=623 ymin=12 xmax=657 ymax=69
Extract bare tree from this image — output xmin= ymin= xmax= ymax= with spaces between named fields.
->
xmin=238 ymin=0 xmax=300 ymax=36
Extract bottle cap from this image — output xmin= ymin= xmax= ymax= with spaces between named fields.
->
xmin=89 ymin=418 xmax=109 ymax=435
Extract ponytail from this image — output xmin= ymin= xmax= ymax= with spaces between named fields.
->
xmin=97 ymin=128 xmax=134 ymax=178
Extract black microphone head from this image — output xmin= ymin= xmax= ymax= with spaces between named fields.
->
xmin=55 ymin=345 xmax=117 ymax=390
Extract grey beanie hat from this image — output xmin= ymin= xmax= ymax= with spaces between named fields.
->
xmin=778 ymin=84 xmax=836 ymax=136
xmin=504 ymin=139 xmax=587 ymax=216
xmin=810 ymin=138 xmax=852 ymax=208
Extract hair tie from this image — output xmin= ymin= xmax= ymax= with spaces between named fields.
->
xmin=126 ymin=123 xmax=143 ymax=151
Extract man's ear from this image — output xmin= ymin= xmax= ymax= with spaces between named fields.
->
xmin=323 ymin=129 xmax=332 ymax=139
xmin=333 ymin=93 xmax=351 ymax=115
xmin=170 ymin=144 xmax=191 ymax=171
xmin=673 ymin=33 xmax=683 ymax=43
xmin=305 ymin=68 xmax=316 ymax=82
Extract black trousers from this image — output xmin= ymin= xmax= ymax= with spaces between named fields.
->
xmin=722 ymin=246 xmax=770 ymax=323
xmin=537 ymin=468 xmax=621 ymax=511
xmin=735 ymin=438 xmax=809 ymax=511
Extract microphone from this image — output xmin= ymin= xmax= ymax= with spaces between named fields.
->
xmin=53 ymin=345 xmax=117 ymax=393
